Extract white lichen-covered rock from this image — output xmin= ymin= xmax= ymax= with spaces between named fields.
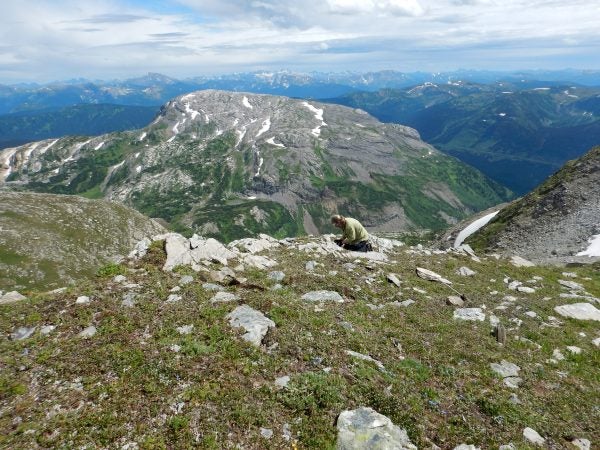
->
xmin=240 ymin=254 xmax=277 ymax=270
xmin=453 ymin=308 xmax=485 ymax=321
xmin=554 ymin=303 xmax=600 ymax=321
xmin=345 ymin=350 xmax=386 ymax=371
xmin=570 ymin=438 xmax=591 ymax=450
xmin=302 ymin=290 xmax=344 ymax=303
xmin=210 ymin=292 xmax=239 ymax=304
xmin=163 ymin=233 xmax=194 ymax=271
xmin=11 ymin=326 xmax=36 ymax=340
xmin=227 ymin=305 xmax=275 ymax=346
xmin=454 ymin=445 xmax=481 ymax=450
xmin=490 ymin=360 xmax=522 ymax=388
xmin=229 ymin=234 xmax=280 ymax=253
xmin=457 ymin=266 xmax=476 ymax=277
xmin=510 ymin=256 xmax=535 ymax=267
xmin=79 ymin=326 xmax=97 ymax=339
xmin=416 ymin=267 xmax=452 ymax=285
xmin=336 ymin=407 xmax=417 ymax=450
xmin=523 ymin=427 xmax=545 ymax=446
xmin=0 ymin=291 xmax=27 ymax=305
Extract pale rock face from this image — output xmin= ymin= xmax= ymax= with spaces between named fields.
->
xmin=336 ymin=407 xmax=417 ymax=450
xmin=301 ymin=290 xmax=344 ymax=303
xmin=210 ymin=292 xmax=239 ymax=303
xmin=454 ymin=308 xmax=485 ymax=321
xmin=510 ymin=256 xmax=535 ymax=267
xmin=570 ymin=438 xmax=591 ymax=450
xmin=416 ymin=267 xmax=452 ymax=285
xmin=523 ymin=427 xmax=545 ymax=446
xmin=226 ymin=305 xmax=275 ymax=346
xmin=457 ymin=266 xmax=476 ymax=276
xmin=11 ymin=326 xmax=36 ymax=340
xmin=454 ymin=445 xmax=481 ymax=450
xmin=0 ymin=291 xmax=27 ymax=305
xmin=79 ymin=326 xmax=97 ymax=338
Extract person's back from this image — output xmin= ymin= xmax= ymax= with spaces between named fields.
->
xmin=343 ymin=217 xmax=369 ymax=245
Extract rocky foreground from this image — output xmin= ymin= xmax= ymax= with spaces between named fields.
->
xmin=1 ymin=234 xmax=598 ymax=449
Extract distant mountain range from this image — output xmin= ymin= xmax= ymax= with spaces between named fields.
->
xmin=328 ymin=82 xmax=600 ymax=194
xmin=0 ymin=91 xmax=511 ymax=241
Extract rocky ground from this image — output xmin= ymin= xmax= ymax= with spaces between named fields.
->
xmin=0 ymin=234 xmax=598 ymax=449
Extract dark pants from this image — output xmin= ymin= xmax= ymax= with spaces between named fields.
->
xmin=335 ymin=239 xmax=372 ymax=252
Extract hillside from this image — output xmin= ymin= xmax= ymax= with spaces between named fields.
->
xmin=466 ymin=146 xmax=600 ymax=264
xmin=329 ymin=83 xmax=600 ymax=194
xmin=0 ymin=104 xmax=159 ymax=151
xmin=1 ymin=233 xmax=598 ymax=448
xmin=0 ymin=191 xmax=166 ymax=290
xmin=0 ymin=90 xmax=511 ymax=241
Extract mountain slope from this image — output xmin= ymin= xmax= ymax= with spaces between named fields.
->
xmin=329 ymin=84 xmax=600 ymax=194
xmin=0 ymin=104 xmax=159 ymax=150
xmin=467 ymin=146 xmax=600 ymax=263
xmin=0 ymin=91 xmax=511 ymax=241
xmin=0 ymin=191 xmax=166 ymax=290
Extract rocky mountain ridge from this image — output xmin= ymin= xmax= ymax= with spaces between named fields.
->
xmin=0 ymin=90 xmax=511 ymax=241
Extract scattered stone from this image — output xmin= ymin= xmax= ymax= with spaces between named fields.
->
xmin=593 ymin=337 xmax=600 ymax=347
xmin=169 ymin=344 xmax=181 ymax=353
xmin=508 ymin=393 xmax=521 ymax=405
xmin=122 ymin=292 xmax=136 ymax=307
xmin=226 ymin=305 xmax=275 ymax=346
xmin=210 ymin=292 xmax=239 ymax=304
xmin=170 ymin=286 xmax=181 ymax=293
xmin=454 ymin=445 xmax=480 ymax=450
xmin=202 ymin=283 xmax=224 ymax=292
xmin=524 ymin=311 xmax=538 ymax=318
xmin=229 ymin=234 xmax=279 ymax=254
xmin=517 ymin=286 xmax=536 ymax=294
xmin=510 ymin=256 xmax=535 ymax=267
xmin=79 ymin=326 xmax=97 ymax=339
xmin=562 ymin=272 xmax=577 ymax=278
xmin=554 ymin=303 xmax=600 ymax=321
xmin=499 ymin=444 xmax=516 ymax=450
xmin=566 ymin=346 xmax=582 ymax=354
xmin=240 ymin=254 xmax=277 ymax=270
xmin=508 ymin=281 xmax=522 ymax=290
xmin=453 ymin=308 xmax=485 ymax=321
xmin=340 ymin=321 xmax=355 ymax=331
xmin=11 ymin=326 xmax=36 ymax=340
xmin=570 ymin=438 xmax=591 ymax=450
xmin=447 ymin=295 xmax=464 ymax=307
xmin=180 ymin=275 xmax=194 ymax=285
xmin=270 ymin=283 xmax=283 ymax=291
xmin=523 ymin=427 xmax=545 ymax=446
xmin=75 ymin=296 xmax=90 ymax=304
xmin=457 ymin=266 xmax=476 ymax=277
xmin=389 ymin=299 xmax=415 ymax=307
xmin=176 ymin=325 xmax=194 ymax=335
xmin=336 ymin=407 xmax=417 ymax=450
xmin=552 ymin=349 xmax=566 ymax=361
xmin=493 ymin=323 xmax=506 ymax=344
xmin=267 ymin=271 xmax=285 ymax=282
xmin=40 ymin=325 xmax=56 ymax=335
xmin=416 ymin=267 xmax=452 ymax=285
xmin=345 ymin=350 xmax=386 ymax=371
xmin=260 ymin=428 xmax=273 ymax=439
xmin=166 ymin=294 xmax=182 ymax=303
xmin=0 ymin=290 xmax=22 ymax=304
xmin=301 ymin=290 xmax=344 ymax=303
xmin=490 ymin=360 xmax=522 ymax=388
xmin=113 ymin=275 xmax=127 ymax=283
xmin=558 ymin=279 xmax=584 ymax=290
xmin=274 ymin=376 xmax=290 ymax=388
xmin=305 ymin=260 xmax=317 ymax=271
xmin=282 ymin=423 xmax=292 ymax=441
xmin=386 ymin=273 xmax=402 ymax=287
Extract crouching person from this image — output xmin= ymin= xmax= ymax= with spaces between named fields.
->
xmin=331 ymin=214 xmax=373 ymax=252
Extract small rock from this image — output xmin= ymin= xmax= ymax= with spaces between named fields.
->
xmin=0 ymin=291 xmax=27 ymax=305
xmin=176 ymin=325 xmax=194 ymax=335
xmin=508 ymin=393 xmax=521 ymax=404
xmin=447 ymin=295 xmax=464 ymax=307
xmin=453 ymin=308 xmax=485 ymax=321
xmin=416 ymin=267 xmax=452 ymax=285
xmin=113 ymin=275 xmax=127 ymax=283
xmin=517 ymin=286 xmax=536 ymax=294
xmin=275 ymin=376 xmax=290 ymax=388
xmin=79 ymin=326 xmax=97 ymax=338
xmin=210 ymin=292 xmax=239 ymax=304
xmin=499 ymin=444 xmax=516 ymax=450
xmin=267 ymin=271 xmax=285 ymax=282
xmin=561 ymin=272 xmax=577 ymax=278
xmin=122 ymin=292 xmax=136 ymax=307
xmin=389 ymin=300 xmax=415 ymax=307
xmin=75 ymin=296 xmax=90 ymax=304
xmin=510 ymin=256 xmax=535 ymax=267
xmin=566 ymin=346 xmax=582 ymax=354
xmin=456 ymin=266 xmax=476 ymax=277
xmin=166 ymin=294 xmax=182 ymax=303
xmin=260 ymin=428 xmax=273 ymax=439
xmin=301 ymin=290 xmax=344 ymax=303
xmin=305 ymin=260 xmax=317 ymax=271
xmin=170 ymin=286 xmax=181 ymax=293
xmin=270 ymin=283 xmax=283 ymax=291
xmin=592 ymin=337 xmax=600 ymax=347
xmin=202 ymin=283 xmax=224 ymax=291
xmin=11 ymin=326 xmax=36 ymax=340
xmin=558 ymin=279 xmax=584 ymax=290
xmin=40 ymin=325 xmax=56 ymax=335
xmin=346 ymin=350 xmax=386 ymax=371
xmin=508 ymin=281 xmax=522 ymax=290
xmin=282 ymin=423 xmax=292 ymax=441
xmin=226 ymin=305 xmax=275 ymax=346
xmin=570 ymin=438 xmax=591 ymax=450
xmin=552 ymin=348 xmax=565 ymax=361
xmin=387 ymin=273 xmax=402 ymax=287
xmin=524 ymin=311 xmax=538 ymax=318
xmin=454 ymin=445 xmax=480 ymax=450
xmin=169 ymin=344 xmax=181 ymax=352
xmin=180 ymin=275 xmax=194 ymax=285
xmin=490 ymin=360 xmax=522 ymax=388
xmin=336 ymin=407 xmax=417 ymax=450
xmin=523 ymin=427 xmax=545 ymax=446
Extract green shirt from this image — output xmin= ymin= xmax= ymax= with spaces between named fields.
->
xmin=342 ymin=218 xmax=369 ymax=244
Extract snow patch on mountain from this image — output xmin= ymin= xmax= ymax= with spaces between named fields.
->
xmin=577 ymin=235 xmax=600 ymax=257
xmin=242 ymin=96 xmax=253 ymax=109
xmin=266 ymin=137 xmax=285 ymax=148
xmin=256 ymin=118 xmax=271 ymax=138
xmin=455 ymin=211 xmax=499 ymax=247
xmin=94 ymin=142 xmax=105 ymax=151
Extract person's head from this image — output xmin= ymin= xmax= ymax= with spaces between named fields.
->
xmin=331 ymin=214 xmax=345 ymax=229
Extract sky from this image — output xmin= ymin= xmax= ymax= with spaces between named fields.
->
xmin=1 ymin=0 xmax=599 ymax=83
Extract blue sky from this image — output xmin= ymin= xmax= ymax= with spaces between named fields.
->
xmin=1 ymin=0 xmax=599 ymax=83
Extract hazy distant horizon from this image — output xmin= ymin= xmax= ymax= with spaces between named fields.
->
xmin=2 ymin=0 xmax=600 ymax=84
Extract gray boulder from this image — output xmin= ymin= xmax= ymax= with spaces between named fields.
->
xmin=302 ymin=290 xmax=344 ymax=303
xmin=11 ymin=326 xmax=36 ymax=340
xmin=416 ymin=267 xmax=452 ymax=285
xmin=554 ymin=303 xmax=600 ymax=321
xmin=0 ymin=291 xmax=27 ymax=305
xmin=227 ymin=305 xmax=275 ymax=346
xmin=453 ymin=308 xmax=485 ymax=321
xmin=336 ymin=407 xmax=417 ymax=450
